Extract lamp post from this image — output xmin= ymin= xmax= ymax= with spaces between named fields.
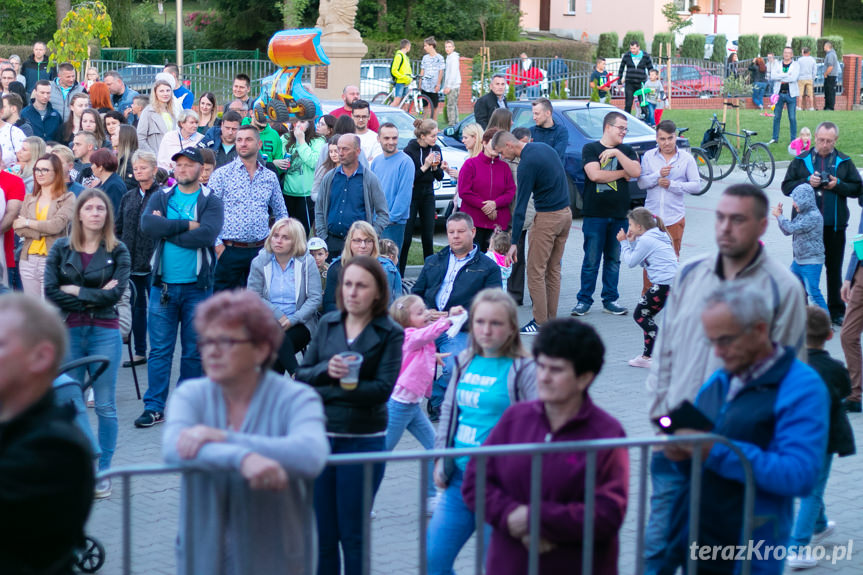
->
xmin=176 ymin=0 xmax=183 ymax=70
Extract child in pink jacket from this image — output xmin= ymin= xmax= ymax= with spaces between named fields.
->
xmin=387 ymin=294 xmax=465 ymax=512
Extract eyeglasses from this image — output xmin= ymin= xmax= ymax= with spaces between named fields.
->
xmin=33 ymin=167 xmax=54 ymax=175
xmin=706 ymin=331 xmax=747 ymax=349
xmin=351 ymin=238 xmax=374 ymax=245
xmin=352 ymin=114 xmax=370 ymax=120
xmin=611 ymin=125 xmax=628 ymax=134
xmin=198 ymin=337 xmax=252 ymax=351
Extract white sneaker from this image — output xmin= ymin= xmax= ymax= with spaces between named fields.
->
xmin=812 ymin=520 xmax=836 ymax=543
xmin=86 ymin=387 xmax=95 ymax=408
xmin=808 ymin=107 xmax=815 ymax=111
xmin=786 ymin=552 xmax=817 ymax=569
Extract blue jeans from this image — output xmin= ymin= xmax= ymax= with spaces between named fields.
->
xmin=315 ymin=435 xmax=386 ymax=575
xmin=144 ymin=283 xmax=210 ymax=413
xmin=644 ymin=451 xmax=688 ymax=575
xmin=790 ymin=452 xmax=833 ymax=546
xmin=427 ymin=468 xmax=492 ymax=575
xmin=752 ymin=81 xmax=769 ymax=108
xmin=381 ymin=222 xmax=406 ymax=255
xmin=772 ymin=93 xmax=797 ymax=141
xmin=791 ymin=261 xmax=829 ymax=312
xmin=385 ymin=398 xmax=436 ymax=498
xmin=432 ymin=330 xmax=469 ymax=410
xmin=645 ymin=102 xmax=657 ymax=125
xmin=66 ymin=325 xmax=122 ymax=471
xmin=53 ymin=375 xmax=100 ymax=460
xmin=394 ymin=83 xmax=409 ymax=99
xmin=577 ymin=217 xmax=627 ymax=307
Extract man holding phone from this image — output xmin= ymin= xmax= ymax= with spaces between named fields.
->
xmin=663 ymin=282 xmax=828 ymax=575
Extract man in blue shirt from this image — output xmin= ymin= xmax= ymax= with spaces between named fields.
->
xmin=163 ymin=63 xmax=194 ymax=109
xmin=135 ymin=148 xmax=224 ymax=428
xmin=103 ymin=70 xmax=139 ymax=120
xmin=371 ymin=122 xmax=414 ymax=253
xmin=315 ymin=134 xmax=390 ymax=258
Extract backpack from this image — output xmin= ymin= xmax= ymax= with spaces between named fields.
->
xmin=391 ymin=52 xmax=405 ymax=84
xmin=701 ymin=124 xmax=723 ymax=159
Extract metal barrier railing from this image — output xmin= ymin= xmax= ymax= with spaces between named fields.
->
xmin=99 ymin=433 xmax=754 ymax=575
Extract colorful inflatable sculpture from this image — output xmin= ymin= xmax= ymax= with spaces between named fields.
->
xmin=254 ymin=28 xmax=330 ymax=124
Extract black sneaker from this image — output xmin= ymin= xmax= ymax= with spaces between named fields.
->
xmin=843 ymin=400 xmax=862 ymax=413
xmin=134 ymin=409 xmax=164 ymax=428
xmin=520 ymin=319 xmax=540 ymax=335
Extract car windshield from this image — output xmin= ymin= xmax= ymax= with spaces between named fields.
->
xmin=563 ymin=108 xmax=655 ymax=139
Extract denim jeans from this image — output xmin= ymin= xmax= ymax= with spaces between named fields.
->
xmin=66 ymin=325 xmax=122 ymax=471
xmin=130 ymin=273 xmax=151 ymax=357
xmin=645 ymin=103 xmax=657 ymax=126
xmin=432 ymin=330 xmax=469 ymax=410
xmin=385 ymin=398 xmax=436 ymax=498
xmin=315 ymin=435 xmax=386 ymax=575
xmin=644 ymin=451 xmax=688 ymax=575
xmin=772 ymin=93 xmax=797 ymax=141
xmin=790 ymin=452 xmax=833 ymax=546
xmin=790 ymin=261 xmax=829 ymax=312
xmin=752 ymin=81 xmax=769 ymax=108
xmin=381 ymin=222 xmax=407 ymax=254
xmin=577 ymin=217 xmax=627 ymax=307
xmin=144 ymin=282 xmax=210 ymax=413
xmin=53 ymin=375 xmax=100 ymax=460
xmin=426 ymin=468 xmax=492 ymax=575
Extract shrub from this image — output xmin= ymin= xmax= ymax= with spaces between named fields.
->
xmin=506 ymin=82 xmax=516 ymax=102
xmin=622 ymin=31 xmax=646 ymax=53
xmin=364 ymin=40 xmax=592 ymax=62
xmin=680 ymin=34 xmax=706 ymax=59
xmin=710 ymin=34 xmax=728 ymax=63
xmin=791 ymin=36 xmax=816 ymax=56
xmin=760 ymin=34 xmax=787 ymax=58
xmin=817 ymin=36 xmax=843 ymax=57
xmin=737 ymin=34 xmax=759 ymax=59
xmin=652 ymin=33 xmax=675 ymax=61
xmin=597 ymin=32 xmax=619 ymax=59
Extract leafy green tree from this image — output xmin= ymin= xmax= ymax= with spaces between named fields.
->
xmin=661 ymin=2 xmax=692 ymax=35
xmin=0 ymin=0 xmax=56 ymax=44
xmin=48 ymin=1 xmax=112 ymax=70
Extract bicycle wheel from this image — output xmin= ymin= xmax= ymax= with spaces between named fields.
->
xmin=690 ymin=147 xmax=714 ymax=196
xmin=744 ymin=142 xmax=775 ymax=189
xmin=702 ymin=139 xmax=736 ymax=180
xmin=371 ymin=91 xmax=391 ymax=105
xmin=405 ymin=94 xmax=433 ymax=118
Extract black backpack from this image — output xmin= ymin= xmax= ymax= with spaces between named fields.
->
xmin=701 ymin=124 xmax=723 ymax=159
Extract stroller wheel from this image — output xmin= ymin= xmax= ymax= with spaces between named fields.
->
xmin=75 ymin=535 xmax=105 ymax=573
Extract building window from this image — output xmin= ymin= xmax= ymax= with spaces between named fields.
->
xmin=674 ymin=0 xmax=696 ymax=11
xmin=567 ymin=0 xmax=576 ymax=13
xmin=764 ymin=0 xmax=787 ymax=15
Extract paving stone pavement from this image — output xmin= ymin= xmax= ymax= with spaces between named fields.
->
xmin=86 ymin=168 xmax=863 ymax=574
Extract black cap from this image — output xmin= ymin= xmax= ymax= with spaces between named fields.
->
xmin=171 ymin=147 xmax=205 ymax=165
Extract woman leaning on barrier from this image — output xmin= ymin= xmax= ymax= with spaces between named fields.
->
xmin=162 ymin=289 xmax=329 ymax=575
xmin=427 ymin=288 xmax=537 ymax=575
xmin=462 ymin=318 xmax=629 ymax=575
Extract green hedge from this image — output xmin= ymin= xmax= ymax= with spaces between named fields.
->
xmin=652 ymin=33 xmax=675 ymax=61
xmin=0 ymin=44 xmax=32 ymax=58
xmin=791 ymin=36 xmax=816 ymax=56
xmin=817 ymin=36 xmax=844 ymax=57
xmin=760 ymin=34 xmax=787 ymax=58
xmin=710 ymin=34 xmax=727 ymax=63
xmin=737 ymin=35 xmax=759 ymax=60
xmin=364 ymin=39 xmax=592 ymax=62
xmin=622 ymin=31 xmax=646 ymax=53
xmin=597 ymin=32 xmax=619 ymax=59
xmin=680 ymin=34 xmax=706 ymax=59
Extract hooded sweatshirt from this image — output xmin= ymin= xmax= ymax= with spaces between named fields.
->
xmin=620 ymin=226 xmax=679 ymax=285
xmin=457 ymin=152 xmax=517 ymax=230
xmin=776 ymin=183 xmax=825 ymax=265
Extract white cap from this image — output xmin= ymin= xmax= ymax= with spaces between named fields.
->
xmin=308 ymin=237 xmax=327 ymax=251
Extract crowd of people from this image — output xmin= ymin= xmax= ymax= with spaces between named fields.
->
xmin=0 ymin=38 xmax=859 ymax=575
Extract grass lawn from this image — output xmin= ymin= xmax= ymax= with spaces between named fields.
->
xmin=405 ymin=239 xmax=444 ymax=266
xmin=661 ymin=108 xmax=863 ymax=158
xmin=824 ymin=20 xmax=863 ymax=57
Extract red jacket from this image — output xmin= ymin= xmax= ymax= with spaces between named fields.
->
xmin=457 ymin=153 xmax=516 ymax=231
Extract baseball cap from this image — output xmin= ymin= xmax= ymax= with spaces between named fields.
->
xmin=172 ymin=147 xmax=205 ymax=165
xmin=308 ymin=237 xmax=327 ymax=251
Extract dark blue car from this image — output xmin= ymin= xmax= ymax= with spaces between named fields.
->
xmin=441 ymin=101 xmax=686 ymax=213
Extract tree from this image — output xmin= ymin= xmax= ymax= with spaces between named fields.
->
xmin=55 ymin=0 xmax=71 ymax=28
xmin=661 ymin=2 xmax=692 ymax=35
xmin=280 ymin=0 xmax=310 ymax=29
xmin=48 ymin=1 xmax=112 ymax=71
xmin=0 ymin=0 xmax=56 ymax=44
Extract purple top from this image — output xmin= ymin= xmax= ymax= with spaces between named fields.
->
xmin=457 ymin=152 xmax=516 ymax=231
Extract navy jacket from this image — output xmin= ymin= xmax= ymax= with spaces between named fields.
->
xmin=20 ymin=103 xmax=62 ymax=141
xmin=200 ymin=125 xmax=237 ymax=168
xmin=781 ymin=149 xmax=862 ymax=229
xmin=140 ymin=185 xmax=224 ymax=290
xmin=412 ymin=246 xmax=501 ymax=315
xmin=530 ymin=121 xmax=568 ymax=162
xmin=807 ymin=348 xmax=856 ymax=456
xmin=21 ymin=55 xmax=54 ymax=93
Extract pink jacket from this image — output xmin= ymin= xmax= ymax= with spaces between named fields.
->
xmin=457 ymin=153 xmax=516 ymax=230
xmin=394 ymin=317 xmax=452 ymax=398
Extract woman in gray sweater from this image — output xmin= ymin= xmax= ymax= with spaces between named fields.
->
xmin=162 ymin=289 xmax=329 ymax=575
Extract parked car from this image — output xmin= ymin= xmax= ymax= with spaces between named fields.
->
xmin=441 ymin=101 xmax=680 ymax=213
xmin=319 ymin=102 xmax=468 ymax=220
xmin=656 ymin=64 xmax=723 ymax=97
xmin=704 ymin=35 xmax=738 ymax=60
xmin=117 ymin=64 xmax=163 ymax=95
xmin=359 ymin=62 xmax=395 ymax=100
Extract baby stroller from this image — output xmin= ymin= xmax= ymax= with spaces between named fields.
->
xmin=55 ymin=355 xmax=111 ymax=573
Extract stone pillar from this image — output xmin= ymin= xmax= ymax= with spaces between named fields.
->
xmin=458 ymin=57 xmax=474 ymax=114
xmin=841 ymin=53 xmax=860 ymax=111
xmin=315 ymin=38 xmax=368 ymax=100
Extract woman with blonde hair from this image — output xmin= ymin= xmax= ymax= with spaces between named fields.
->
xmin=44 ymin=188 xmax=130 ymax=498
xmin=115 ymin=124 xmax=139 ymax=189
xmin=157 ymin=109 xmax=204 ymax=170
xmin=461 ymin=123 xmax=484 ymax=158
xmin=401 ymin=118 xmax=445 ymax=273
xmin=137 ymin=79 xmax=176 ymax=153
xmin=247 ymin=217 xmax=323 ymax=376
xmin=13 ymin=153 xmax=75 ymax=297
xmin=321 ymin=220 xmax=402 ymax=313
xmin=15 ymin=135 xmax=47 ymax=194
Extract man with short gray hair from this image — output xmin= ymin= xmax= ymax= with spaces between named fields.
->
xmin=315 ymin=134 xmax=389 ymax=256
xmin=662 ymin=281 xmax=828 ymax=575
xmin=822 ymin=41 xmax=839 ymax=111
xmin=102 ymin=70 xmax=139 ymax=118
xmin=474 ymin=74 xmax=508 ymax=129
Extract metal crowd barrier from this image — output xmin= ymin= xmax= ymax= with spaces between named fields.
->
xmin=100 ymin=433 xmax=754 ymax=575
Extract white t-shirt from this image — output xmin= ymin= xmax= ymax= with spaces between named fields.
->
xmin=444 ymin=52 xmax=462 ymax=90
xmin=0 ymin=123 xmax=25 ymax=171
xmin=357 ymin=130 xmax=382 ymax=163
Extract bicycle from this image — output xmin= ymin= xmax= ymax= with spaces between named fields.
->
xmin=372 ymin=81 xmax=433 ymax=118
xmin=701 ymin=114 xmax=776 ymax=189
xmin=677 ymin=127 xmax=713 ymax=196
